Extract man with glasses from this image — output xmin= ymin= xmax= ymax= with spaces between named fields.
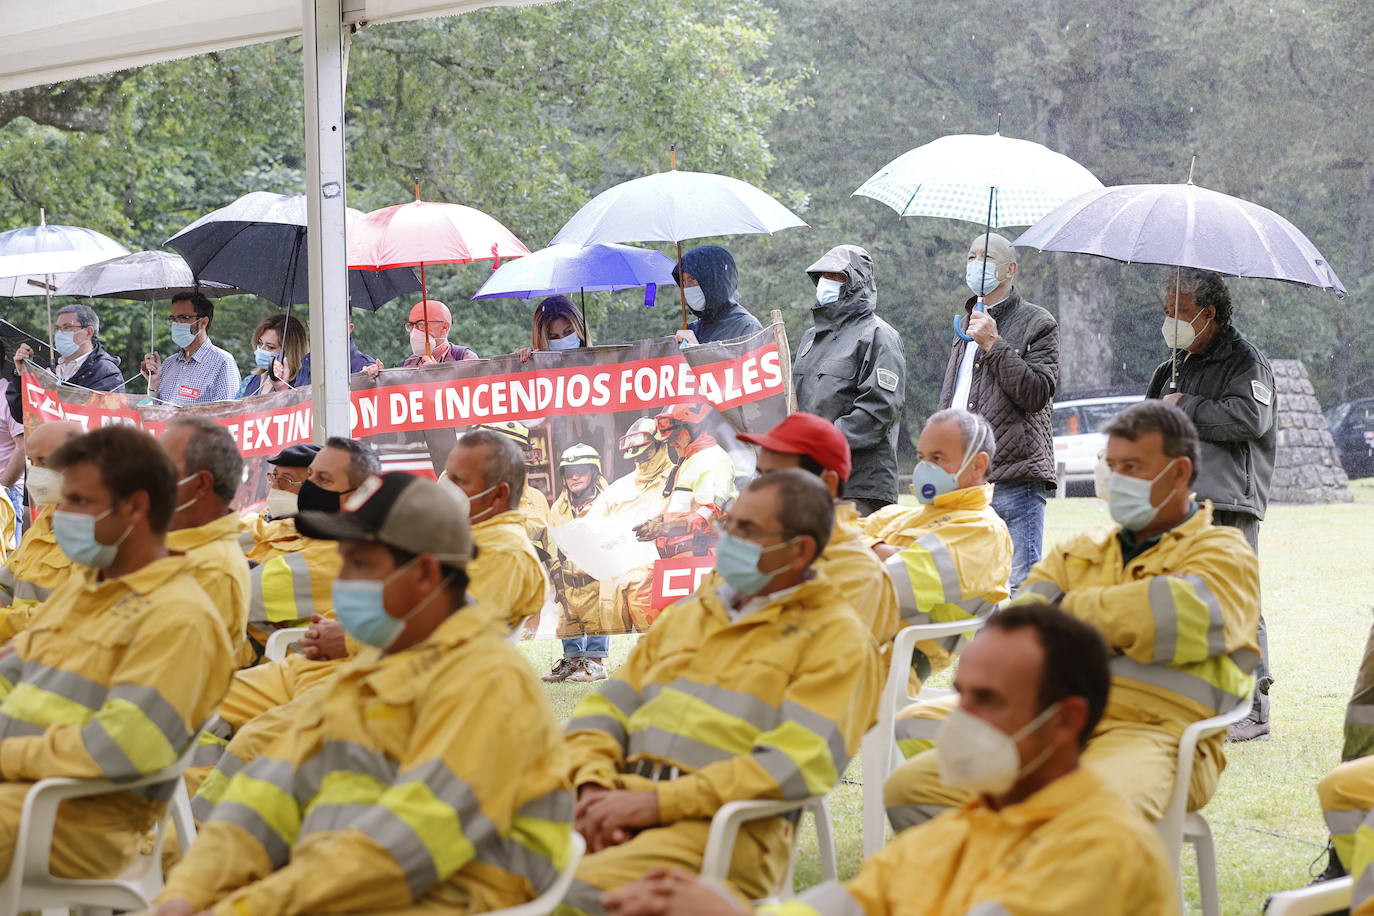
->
xmin=141 ymin=292 xmax=240 ymax=404
xmin=14 ymin=304 xmax=124 ymax=392
xmin=558 ymin=469 xmax=882 ymax=913
xmin=400 ymin=300 xmax=479 ymax=367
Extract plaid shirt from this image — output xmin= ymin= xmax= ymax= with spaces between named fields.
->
xmin=156 ymin=338 xmax=241 ymax=405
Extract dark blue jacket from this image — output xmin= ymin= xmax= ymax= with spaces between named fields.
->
xmin=293 ymin=339 xmax=377 ymax=387
xmin=674 ymin=245 xmax=762 ymax=344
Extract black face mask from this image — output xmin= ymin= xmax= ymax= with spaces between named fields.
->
xmin=297 ymin=479 xmax=342 ymax=513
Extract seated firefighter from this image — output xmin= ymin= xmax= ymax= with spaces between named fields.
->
xmin=884 ymin=400 xmax=1261 ymax=833
xmin=0 ymin=419 xmax=82 ymax=629
xmin=557 ymin=469 xmax=881 ymax=913
xmin=0 ymin=425 xmax=232 ymax=880
xmin=157 ymin=473 xmax=573 ymax=916
xmin=603 ymin=600 xmax=1178 ymax=916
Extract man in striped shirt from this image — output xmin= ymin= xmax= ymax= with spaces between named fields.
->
xmin=141 ymin=292 xmax=240 ymax=404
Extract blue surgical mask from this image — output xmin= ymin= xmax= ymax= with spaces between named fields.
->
xmin=171 ymin=320 xmax=198 ymax=349
xmin=52 ymin=507 xmax=131 ymax=568
xmin=54 ymin=330 xmax=81 ymax=358
xmin=715 ymin=531 xmax=794 ymax=597
xmin=965 ymin=259 xmax=1000 ymax=296
xmin=1106 ymin=458 xmax=1179 ymax=531
xmin=814 ymin=278 xmax=843 ymax=307
xmin=254 ymin=348 xmax=277 ymax=370
xmin=548 ymin=332 xmax=581 ymax=351
xmin=332 ymin=558 xmax=451 ymax=650
xmin=683 ymin=285 xmax=707 ymax=314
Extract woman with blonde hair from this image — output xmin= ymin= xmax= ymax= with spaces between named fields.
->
xmin=238 ymin=313 xmax=308 ymax=397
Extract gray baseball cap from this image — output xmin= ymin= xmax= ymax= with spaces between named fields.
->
xmin=295 ymin=472 xmax=473 ymax=566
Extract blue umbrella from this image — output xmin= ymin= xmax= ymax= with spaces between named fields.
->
xmin=471 ymin=242 xmax=676 ymax=308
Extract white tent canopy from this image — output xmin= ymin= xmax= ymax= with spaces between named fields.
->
xmin=1 ymin=0 xmax=553 ymax=438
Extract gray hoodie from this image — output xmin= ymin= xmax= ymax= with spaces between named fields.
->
xmin=794 ymin=245 xmax=906 ymax=503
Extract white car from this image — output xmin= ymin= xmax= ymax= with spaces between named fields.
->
xmin=1052 ymin=394 xmax=1144 ymax=493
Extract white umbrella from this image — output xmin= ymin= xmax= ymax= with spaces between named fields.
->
xmin=551 ymin=166 xmax=806 ymax=326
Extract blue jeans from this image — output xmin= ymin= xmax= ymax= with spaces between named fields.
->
xmin=563 ymin=636 xmax=609 ymax=660
xmin=991 ymin=480 xmax=1047 ymax=589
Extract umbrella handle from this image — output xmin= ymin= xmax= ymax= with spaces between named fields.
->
xmin=953 ymin=302 xmax=985 ymax=342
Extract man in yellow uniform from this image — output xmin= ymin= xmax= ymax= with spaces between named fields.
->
xmin=162 ymin=415 xmax=251 ymax=663
xmin=546 ymin=443 xmax=611 ymax=683
xmin=156 ymin=473 xmax=573 ymax=916
xmin=190 ymin=430 xmax=551 ymax=819
xmin=736 ymin=411 xmax=901 ymax=666
xmin=885 ymin=400 xmax=1260 ymax=831
xmin=242 ymin=443 xmax=317 ymax=556
xmin=0 ymin=419 xmax=81 ymax=624
xmin=1317 ymin=757 xmax=1374 ymax=910
xmin=558 ymin=470 xmax=881 ymax=913
xmin=596 ymin=418 xmax=672 ymax=633
xmin=603 ymin=601 xmax=1177 ymax=916
xmin=479 ymin=420 xmax=552 ymax=559
xmin=0 ymin=425 xmax=232 ymax=880
xmin=633 ymin=403 xmax=737 ymax=558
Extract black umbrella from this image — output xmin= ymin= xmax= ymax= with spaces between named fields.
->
xmin=165 ymin=192 xmax=420 ymax=311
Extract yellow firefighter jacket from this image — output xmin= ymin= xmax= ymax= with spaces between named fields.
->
xmin=760 ymin=767 xmax=1177 ymax=916
xmin=168 ymin=512 xmax=251 ymax=655
xmin=520 ymin=483 xmax=552 ymax=558
xmin=0 ymin=553 xmax=232 ymax=789
xmin=246 ymin=520 xmax=344 ymax=628
xmin=817 ymin=502 xmax=900 ymax=663
xmin=565 ymin=571 xmax=882 ymax=822
xmin=161 ymin=605 xmax=573 ymax=916
xmin=1022 ymin=501 xmax=1260 ymax=733
xmin=877 ymin=485 xmax=1012 ymax=680
xmin=0 ymin=506 xmax=68 ymax=609
xmin=470 ymin=510 xmax=552 ymax=632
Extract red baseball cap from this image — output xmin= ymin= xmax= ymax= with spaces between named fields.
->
xmin=737 ymin=412 xmax=852 ymax=482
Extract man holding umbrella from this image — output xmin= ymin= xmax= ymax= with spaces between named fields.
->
xmin=1146 ymin=267 xmax=1276 ymax=742
xmin=793 ymin=245 xmax=906 ymax=515
xmin=941 ymin=233 xmax=1059 ymax=588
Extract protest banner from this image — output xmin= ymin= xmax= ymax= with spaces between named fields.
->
xmin=21 ymin=322 xmax=794 ymax=636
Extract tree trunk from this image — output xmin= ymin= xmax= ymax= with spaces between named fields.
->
xmin=1055 ymin=258 xmax=1116 ymax=392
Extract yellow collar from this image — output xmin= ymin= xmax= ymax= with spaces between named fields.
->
xmin=73 ymin=552 xmax=198 ymax=598
xmin=967 ymin=766 xmax=1104 ymax=826
xmin=930 ymin=483 xmax=994 ymax=511
xmin=167 ymin=512 xmax=241 ymax=552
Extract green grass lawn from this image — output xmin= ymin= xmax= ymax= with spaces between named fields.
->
xmin=519 ymin=478 xmax=1374 ymax=913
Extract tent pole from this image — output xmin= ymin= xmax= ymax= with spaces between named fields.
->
xmin=303 ymin=0 xmax=352 ymax=440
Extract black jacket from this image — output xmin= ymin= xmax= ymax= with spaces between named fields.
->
xmin=674 ymin=245 xmax=763 ymax=344
xmin=1146 ymin=324 xmax=1276 ymax=519
xmin=794 ymin=245 xmax=906 ymax=502
xmin=939 ymin=289 xmax=1059 ymax=486
xmin=58 ymin=340 xmax=125 ymax=393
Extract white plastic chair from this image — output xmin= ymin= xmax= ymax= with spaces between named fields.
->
xmin=1264 ymin=876 xmax=1352 ymax=916
xmin=485 ymin=831 xmax=586 ymax=916
xmin=0 ymin=727 xmax=204 ymax=915
xmin=861 ymin=619 xmax=986 ymax=856
xmin=1154 ymin=693 xmax=1255 ymax=916
xmin=700 ymin=796 xmax=836 ymax=903
xmin=264 ymin=626 xmax=309 ymax=662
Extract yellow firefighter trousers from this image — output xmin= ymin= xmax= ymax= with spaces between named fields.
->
xmin=557 ymin=579 xmax=608 ymax=640
xmin=0 ymin=782 xmax=158 ymax=879
xmin=884 ymin=714 xmax=1222 ymax=831
xmin=557 ymin=815 xmax=791 ymax=915
xmin=1318 ymin=755 xmax=1374 ymax=872
xmin=611 ymin=567 xmax=654 ymax=633
xmin=217 ymin=652 xmax=342 ymax=731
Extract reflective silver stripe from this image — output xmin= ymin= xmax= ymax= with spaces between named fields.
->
xmin=1149 ymin=574 xmax=1225 ymax=663
xmin=0 ymin=651 xmax=22 ymax=686
xmin=108 ymin=684 xmax=192 ymax=750
xmin=779 ymin=700 xmax=848 ymax=773
xmin=919 ymin=534 xmax=962 ymax=604
xmin=600 ymin=678 xmax=643 ymax=718
xmin=1325 ymin=808 xmax=1367 ymax=838
xmin=627 ymin=726 xmax=735 ymax=771
xmin=236 ymin=757 xmax=299 ymax=795
xmin=81 ymin=719 xmax=140 ymax=779
xmin=1110 ymin=656 xmax=1249 ymax=714
xmin=964 ymin=902 xmax=1013 ymax=916
xmin=318 ymin=802 xmax=443 ymax=899
xmin=1020 ymin=580 xmax=1062 ymax=601
xmin=516 ymin=787 xmax=574 ymax=824
xmin=0 ymin=716 xmax=45 ymax=738
xmin=1356 ymin=853 xmax=1374 ymax=914
xmin=564 ymin=715 xmax=626 ymax=744
xmin=894 ymin=716 xmax=942 ymax=745
xmin=562 ymin=877 xmax=611 ymax=916
xmin=205 ymin=715 xmax=234 ymax=740
xmin=884 ymin=552 xmax=924 ymax=625
xmin=190 ymin=741 xmax=226 ymax=768
xmin=1232 ymin=648 xmax=1261 ymax=674
xmin=214 ymin=800 xmax=292 ymax=866
xmin=323 ymin=739 xmax=397 ymax=783
xmin=886 ymin=802 xmax=945 ymax=833
xmin=249 ymin=551 xmax=315 ymax=625
xmin=754 ymin=747 xmax=813 ymax=800
xmin=794 ymin=880 xmax=864 ymax=916
xmin=18 ymin=659 xmax=107 ymax=710
xmin=192 ymin=750 xmax=249 ymax=820
xmin=651 ymin=677 xmax=780 ymax=733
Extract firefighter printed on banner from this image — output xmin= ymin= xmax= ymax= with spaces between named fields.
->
xmin=549 ymin=444 xmax=612 ymax=640
xmin=632 ymin=403 xmax=737 ymax=558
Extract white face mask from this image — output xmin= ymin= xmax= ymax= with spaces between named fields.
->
xmin=26 ymin=463 xmax=63 ymax=506
xmin=1161 ymin=312 xmax=1210 ymax=350
xmin=266 ymin=487 xmax=299 ymax=519
xmin=683 ymin=285 xmax=707 ymax=314
xmin=935 ymin=702 xmax=1062 ymax=797
xmin=174 ymin=473 xmax=199 ymax=514
xmin=409 ymin=327 xmax=446 ymax=356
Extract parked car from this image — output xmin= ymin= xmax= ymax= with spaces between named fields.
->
xmin=1052 ymin=391 xmax=1144 ymax=495
xmin=1327 ymin=397 xmax=1374 ymax=479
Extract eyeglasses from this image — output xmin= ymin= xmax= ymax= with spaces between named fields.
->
xmin=266 ymin=472 xmax=304 ymax=488
xmin=713 ymin=518 xmax=794 ymax=543
xmin=55 ymin=323 xmax=84 ymax=333
xmin=170 ymin=314 xmax=200 ymax=324
xmin=404 ymin=320 xmax=447 ymax=333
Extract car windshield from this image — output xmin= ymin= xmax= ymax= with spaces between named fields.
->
xmin=1051 ymin=407 xmax=1081 ymax=436
xmin=1081 ymin=402 xmax=1128 ymax=433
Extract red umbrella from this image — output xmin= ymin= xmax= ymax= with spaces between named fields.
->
xmin=348 ymin=197 xmax=530 ymax=355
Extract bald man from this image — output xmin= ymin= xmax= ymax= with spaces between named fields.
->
xmin=941 ymin=232 xmax=1058 ymax=589
xmin=0 ymin=420 xmax=82 ymax=624
xmin=401 ymin=300 xmax=479 ymax=366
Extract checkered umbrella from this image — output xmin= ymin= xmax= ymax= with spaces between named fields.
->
xmin=852 ymin=131 xmax=1103 ymax=228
